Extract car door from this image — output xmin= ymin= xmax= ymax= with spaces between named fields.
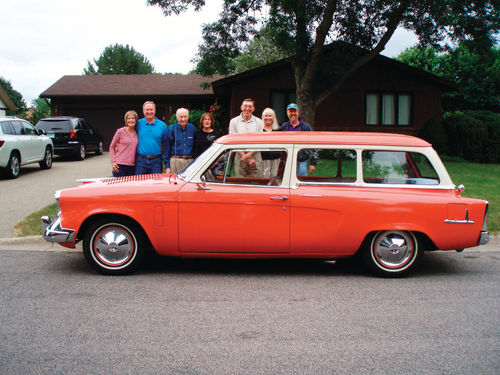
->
xmin=178 ymin=148 xmax=290 ymax=253
xmin=81 ymin=119 xmax=99 ymax=151
xmin=21 ymin=121 xmax=45 ymax=161
xmin=289 ymin=147 xmax=361 ymax=254
xmin=10 ymin=120 xmax=35 ymax=162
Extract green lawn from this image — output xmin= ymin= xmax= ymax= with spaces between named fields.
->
xmin=13 ymin=159 xmax=498 ymax=237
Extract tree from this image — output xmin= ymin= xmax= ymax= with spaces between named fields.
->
xmin=29 ymin=98 xmax=51 ymax=125
xmin=148 ymin=0 xmax=499 ymax=127
xmin=84 ymin=44 xmax=155 ymax=75
xmin=398 ymin=45 xmax=500 ymax=112
xmin=0 ymin=76 xmax=27 ymax=115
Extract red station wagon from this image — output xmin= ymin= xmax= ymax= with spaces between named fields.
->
xmin=42 ymin=132 xmax=490 ymax=276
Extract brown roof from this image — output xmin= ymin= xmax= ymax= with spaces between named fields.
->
xmin=0 ymin=84 xmax=17 ymax=111
xmin=40 ymin=74 xmax=223 ymax=98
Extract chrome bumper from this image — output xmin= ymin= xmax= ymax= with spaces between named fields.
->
xmin=479 ymin=231 xmax=490 ymax=246
xmin=41 ymin=215 xmax=76 ymax=243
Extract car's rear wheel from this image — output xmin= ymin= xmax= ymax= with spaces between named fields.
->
xmin=76 ymin=143 xmax=86 ymax=160
xmin=83 ymin=218 xmax=145 ymax=275
xmin=363 ymin=230 xmax=421 ymax=277
xmin=39 ymin=146 xmax=53 ymax=169
xmin=96 ymin=141 xmax=103 ymax=155
xmin=5 ymin=152 xmax=20 ymax=178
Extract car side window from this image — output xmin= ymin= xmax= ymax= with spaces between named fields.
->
xmin=10 ymin=121 xmax=24 ymax=135
xmin=202 ymin=149 xmax=288 ymax=186
xmin=21 ymin=121 xmax=36 ymax=135
xmin=362 ymin=150 xmax=440 ymax=185
xmin=298 ymin=149 xmax=356 ymax=183
xmin=1 ymin=122 xmax=14 ymax=135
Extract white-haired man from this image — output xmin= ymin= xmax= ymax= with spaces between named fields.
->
xmin=167 ymin=108 xmax=197 ymax=173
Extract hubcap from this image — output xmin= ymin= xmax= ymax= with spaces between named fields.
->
xmin=46 ymin=150 xmax=52 ymax=166
xmin=92 ymin=225 xmax=135 ymax=267
xmin=372 ymin=231 xmax=416 ymax=269
xmin=11 ymin=156 xmax=19 ymax=176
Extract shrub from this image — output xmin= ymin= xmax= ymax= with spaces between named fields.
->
xmin=462 ymin=110 xmax=500 ymax=163
xmin=442 ymin=112 xmax=489 ymax=162
xmin=418 ymin=118 xmax=448 ymax=155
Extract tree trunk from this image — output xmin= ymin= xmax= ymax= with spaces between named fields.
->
xmin=293 ymin=63 xmax=317 ymax=128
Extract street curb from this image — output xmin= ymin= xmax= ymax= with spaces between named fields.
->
xmin=0 ymin=234 xmax=498 ymax=253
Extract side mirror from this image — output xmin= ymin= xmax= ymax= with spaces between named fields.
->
xmin=196 ymin=175 xmax=211 ymax=190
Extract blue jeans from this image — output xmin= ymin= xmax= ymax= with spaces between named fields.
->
xmin=135 ymin=156 xmax=162 ymax=175
xmin=112 ymin=164 xmax=135 ymax=177
xmin=297 ymin=160 xmax=308 ymax=176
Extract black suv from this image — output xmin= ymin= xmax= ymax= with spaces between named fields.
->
xmin=35 ymin=117 xmax=103 ymax=160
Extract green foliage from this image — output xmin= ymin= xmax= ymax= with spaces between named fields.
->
xmin=84 ymin=44 xmax=155 ymax=75
xmin=397 ymin=45 xmax=500 ymax=112
xmin=29 ymin=98 xmax=51 ymax=125
xmin=442 ymin=112 xmax=490 ymax=162
xmin=0 ymin=76 xmax=27 ymax=115
xmin=418 ymin=118 xmax=448 ymax=155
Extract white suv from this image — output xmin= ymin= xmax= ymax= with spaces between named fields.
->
xmin=0 ymin=116 xmax=54 ymax=178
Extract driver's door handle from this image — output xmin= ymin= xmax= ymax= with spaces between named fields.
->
xmin=270 ymin=196 xmax=288 ymax=200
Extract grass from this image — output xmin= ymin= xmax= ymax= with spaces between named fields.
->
xmin=13 ymin=203 xmax=58 ymax=237
xmin=13 ymin=158 xmax=498 ymax=236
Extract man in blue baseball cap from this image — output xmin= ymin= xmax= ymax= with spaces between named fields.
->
xmin=280 ymin=103 xmax=317 ymax=176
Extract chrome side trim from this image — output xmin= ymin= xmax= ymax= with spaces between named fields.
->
xmin=41 ymin=215 xmax=76 ymax=243
xmin=444 ymin=219 xmax=475 ymax=224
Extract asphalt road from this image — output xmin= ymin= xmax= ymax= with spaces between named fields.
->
xmin=0 ymin=250 xmax=499 ymax=374
xmin=0 ymin=153 xmax=111 ymax=237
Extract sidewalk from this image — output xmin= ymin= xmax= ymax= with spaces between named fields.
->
xmin=0 ymin=234 xmax=498 ymax=252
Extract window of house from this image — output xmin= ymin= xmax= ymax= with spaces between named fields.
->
xmin=202 ymin=148 xmax=288 ymax=186
xmin=271 ymin=91 xmax=297 ymax=124
xmin=297 ymin=149 xmax=357 ymax=183
xmin=362 ymin=150 xmax=439 ymax=185
xmin=366 ymin=93 xmax=412 ymax=126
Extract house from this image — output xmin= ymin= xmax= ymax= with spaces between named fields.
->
xmin=40 ymin=74 xmax=220 ymax=147
xmin=40 ymin=53 xmax=455 ymax=147
xmin=211 ymin=53 xmax=456 ymax=133
xmin=0 ymin=84 xmax=17 ymax=116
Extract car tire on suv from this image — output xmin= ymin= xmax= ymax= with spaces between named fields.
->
xmin=39 ymin=146 xmax=53 ymax=169
xmin=76 ymin=143 xmax=86 ymax=160
xmin=5 ymin=152 xmax=21 ymax=179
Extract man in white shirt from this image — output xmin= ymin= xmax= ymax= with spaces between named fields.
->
xmin=228 ymin=98 xmax=263 ymax=177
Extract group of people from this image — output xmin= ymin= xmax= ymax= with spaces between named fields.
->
xmin=109 ymin=98 xmax=317 ymax=178
xmin=109 ymin=101 xmax=221 ymax=177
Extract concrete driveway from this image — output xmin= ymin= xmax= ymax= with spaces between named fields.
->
xmin=0 ymin=153 xmax=111 ymax=238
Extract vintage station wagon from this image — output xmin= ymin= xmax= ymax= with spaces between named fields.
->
xmin=42 ymin=132 xmax=489 ymax=276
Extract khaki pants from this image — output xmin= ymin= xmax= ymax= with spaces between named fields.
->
xmin=170 ymin=157 xmax=193 ymax=174
xmin=235 ymin=152 xmax=262 ymax=178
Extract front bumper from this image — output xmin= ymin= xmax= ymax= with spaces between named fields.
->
xmin=41 ymin=214 xmax=76 ymax=243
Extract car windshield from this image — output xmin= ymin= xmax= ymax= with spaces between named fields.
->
xmin=178 ymin=143 xmax=220 ymax=180
xmin=36 ymin=119 xmax=73 ymax=131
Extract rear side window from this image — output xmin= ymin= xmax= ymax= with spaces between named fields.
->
xmin=36 ymin=120 xmax=73 ymax=131
xmin=362 ymin=150 xmax=439 ymax=185
xmin=1 ymin=122 xmax=14 ymax=135
xmin=298 ymin=149 xmax=357 ymax=183
xmin=22 ymin=121 xmax=36 ymax=135
xmin=10 ymin=121 xmax=23 ymax=135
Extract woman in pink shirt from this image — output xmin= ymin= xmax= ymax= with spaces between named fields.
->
xmin=109 ymin=110 xmax=139 ymax=177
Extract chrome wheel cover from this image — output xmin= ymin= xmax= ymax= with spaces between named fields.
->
xmin=91 ymin=224 xmax=136 ymax=269
xmin=10 ymin=155 xmax=20 ymax=176
xmin=371 ymin=231 xmax=417 ymax=271
xmin=79 ymin=144 xmax=85 ymax=159
xmin=45 ymin=149 xmax=52 ymax=167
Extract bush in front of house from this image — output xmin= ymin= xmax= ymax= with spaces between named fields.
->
xmin=418 ymin=118 xmax=448 ymax=155
xmin=442 ymin=111 xmax=497 ymax=163
xmin=462 ymin=110 xmax=500 ymax=163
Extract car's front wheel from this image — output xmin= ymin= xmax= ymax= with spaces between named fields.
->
xmin=5 ymin=152 xmax=20 ymax=178
xmin=39 ymin=146 xmax=53 ymax=169
xmin=83 ymin=218 xmax=145 ymax=275
xmin=363 ymin=230 xmax=421 ymax=277
xmin=76 ymin=143 xmax=86 ymax=160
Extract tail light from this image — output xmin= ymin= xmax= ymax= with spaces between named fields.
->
xmin=0 ymin=140 xmax=4 ymax=147
xmin=69 ymin=129 xmax=77 ymax=139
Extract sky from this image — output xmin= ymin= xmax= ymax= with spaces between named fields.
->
xmin=1 ymin=0 xmax=418 ymax=104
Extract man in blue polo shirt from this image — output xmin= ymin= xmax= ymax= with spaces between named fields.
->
xmin=167 ymin=108 xmax=197 ymax=173
xmin=135 ymin=101 xmax=169 ymax=175
xmin=280 ymin=103 xmax=317 ymax=176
